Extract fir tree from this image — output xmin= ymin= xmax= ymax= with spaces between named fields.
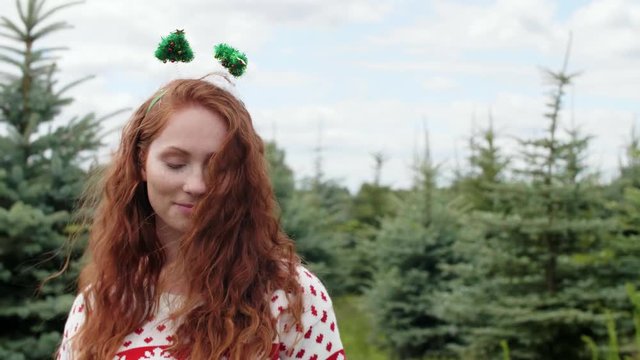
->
xmin=264 ymin=140 xmax=295 ymax=210
xmin=0 ymin=1 xmax=109 ymax=358
xmin=366 ymin=129 xmax=462 ymax=359
xmin=451 ymin=115 xmax=509 ymax=212
xmin=593 ymin=125 xmax=640 ymax=357
xmin=443 ymin=119 xmax=510 ymax=358
xmin=454 ymin=42 xmax=615 ymax=359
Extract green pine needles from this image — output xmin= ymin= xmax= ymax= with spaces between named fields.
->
xmin=214 ymin=43 xmax=248 ymax=77
xmin=155 ymin=29 xmax=194 ymax=63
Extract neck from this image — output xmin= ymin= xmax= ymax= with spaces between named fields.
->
xmin=155 ymin=220 xmax=187 ymax=294
xmin=155 ymin=220 xmax=182 ymax=264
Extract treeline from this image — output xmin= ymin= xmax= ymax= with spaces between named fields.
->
xmin=268 ymin=59 xmax=640 ymax=359
xmin=1 ymin=1 xmax=639 ymax=359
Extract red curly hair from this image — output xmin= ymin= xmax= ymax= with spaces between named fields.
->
xmin=72 ymin=78 xmax=303 ymax=359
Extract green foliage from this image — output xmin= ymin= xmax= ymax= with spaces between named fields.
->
xmin=442 ymin=46 xmax=630 ymax=360
xmin=333 ymin=295 xmax=389 ymax=360
xmin=451 ymin=117 xmax=509 ymax=212
xmin=213 ymin=43 xmax=248 ymax=77
xmin=265 ymin=141 xmax=295 ymax=210
xmin=282 ymin=179 xmax=354 ymax=294
xmin=154 ymin=29 xmax=194 ymax=63
xmin=500 ymin=340 xmax=511 ymax=360
xmin=606 ymin=310 xmax=622 ymax=360
xmin=366 ymin=140 xmax=463 ymax=359
xmin=0 ymin=1 xmax=105 ymax=358
xmin=582 ymin=335 xmax=599 ymax=360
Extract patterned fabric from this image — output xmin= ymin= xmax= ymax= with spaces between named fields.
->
xmin=57 ymin=267 xmax=346 ymax=360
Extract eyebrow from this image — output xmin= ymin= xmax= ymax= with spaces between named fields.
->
xmin=160 ymin=146 xmax=215 ymax=158
xmin=161 ymin=146 xmax=189 ymax=156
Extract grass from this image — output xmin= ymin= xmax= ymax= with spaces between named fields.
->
xmin=333 ymin=295 xmax=390 ymax=360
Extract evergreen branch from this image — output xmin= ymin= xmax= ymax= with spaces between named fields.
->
xmin=0 ymin=54 xmax=22 ymax=69
xmin=0 ymin=17 xmax=26 ymax=40
xmin=30 ymin=63 xmax=56 ymax=76
xmin=0 ymin=31 xmax=21 ymax=41
xmin=35 ymin=0 xmax=47 ymax=24
xmin=34 ymin=46 xmax=69 ymax=53
xmin=561 ymin=32 xmax=572 ymax=74
xmin=38 ymin=1 xmax=84 ymax=25
xmin=51 ymin=97 xmax=73 ymax=108
xmin=16 ymin=0 xmax=28 ymax=29
xmin=0 ymin=104 xmax=10 ymax=118
xmin=32 ymin=21 xmax=71 ymax=40
xmin=30 ymin=54 xmax=61 ymax=64
xmin=55 ymin=74 xmax=94 ymax=96
xmin=0 ymin=44 xmax=24 ymax=56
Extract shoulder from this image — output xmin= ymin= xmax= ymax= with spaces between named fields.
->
xmin=271 ymin=266 xmax=346 ymax=360
xmin=269 ymin=265 xmax=333 ymax=316
xmin=57 ymin=293 xmax=87 ymax=359
xmin=297 ymin=266 xmax=332 ymax=300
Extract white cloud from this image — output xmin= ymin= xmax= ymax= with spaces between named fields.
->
xmin=422 ymin=76 xmax=459 ymax=91
xmin=370 ymin=0 xmax=563 ymax=55
xmin=1 ymin=0 xmax=638 ymax=191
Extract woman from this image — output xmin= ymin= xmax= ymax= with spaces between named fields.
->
xmin=57 ymin=77 xmax=345 ymax=360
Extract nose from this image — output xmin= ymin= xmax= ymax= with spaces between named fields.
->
xmin=183 ymin=167 xmax=206 ymax=196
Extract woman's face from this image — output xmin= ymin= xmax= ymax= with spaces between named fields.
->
xmin=143 ymin=105 xmax=228 ymax=239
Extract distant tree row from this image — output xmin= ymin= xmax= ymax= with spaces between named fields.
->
xmin=267 ymin=49 xmax=640 ymax=359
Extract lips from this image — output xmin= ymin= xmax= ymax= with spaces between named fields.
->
xmin=175 ymin=203 xmax=194 ymax=208
xmin=175 ymin=203 xmax=195 ymax=214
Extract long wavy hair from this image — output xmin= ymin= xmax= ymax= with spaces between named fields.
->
xmin=72 ymin=78 xmax=303 ymax=359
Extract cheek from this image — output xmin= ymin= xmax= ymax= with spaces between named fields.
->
xmin=145 ymin=161 xmax=182 ymax=198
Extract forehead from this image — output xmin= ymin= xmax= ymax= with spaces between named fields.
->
xmin=149 ymin=105 xmax=228 ymax=156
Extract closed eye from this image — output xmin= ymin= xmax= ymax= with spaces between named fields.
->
xmin=165 ymin=163 xmax=185 ymax=170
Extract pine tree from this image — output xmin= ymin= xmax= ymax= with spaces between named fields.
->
xmin=366 ymin=130 xmax=462 ymax=359
xmin=442 ymin=119 xmax=510 ymax=358
xmin=264 ymin=140 xmax=295 ymax=211
xmin=451 ymin=115 xmax=509 ymax=212
xmin=454 ymin=43 xmax=615 ymax=359
xmin=340 ymin=152 xmax=399 ymax=294
xmin=276 ymin=132 xmax=352 ymax=294
xmin=0 ymin=1 xmax=108 ymax=358
xmin=593 ymin=125 xmax=640 ymax=358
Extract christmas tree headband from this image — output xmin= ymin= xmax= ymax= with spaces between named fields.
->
xmin=147 ymin=29 xmax=248 ymax=115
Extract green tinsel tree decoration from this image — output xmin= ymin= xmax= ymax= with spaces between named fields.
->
xmin=214 ymin=43 xmax=248 ymax=77
xmin=155 ymin=29 xmax=194 ymax=63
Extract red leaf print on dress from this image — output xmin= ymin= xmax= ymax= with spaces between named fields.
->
xmin=304 ymin=326 xmax=313 ymax=339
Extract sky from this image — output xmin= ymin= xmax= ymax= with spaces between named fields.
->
xmin=1 ymin=0 xmax=639 ymax=191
